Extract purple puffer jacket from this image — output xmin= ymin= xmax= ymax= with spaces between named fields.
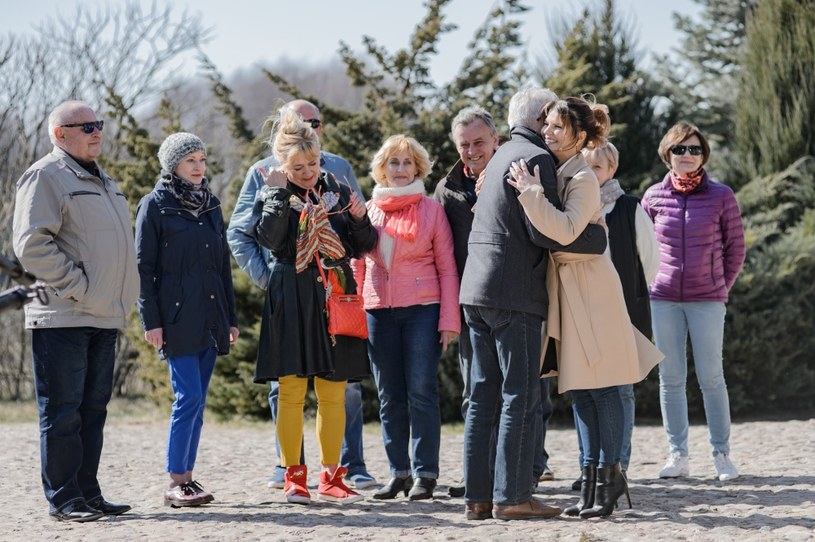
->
xmin=642 ymin=172 xmax=745 ymax=303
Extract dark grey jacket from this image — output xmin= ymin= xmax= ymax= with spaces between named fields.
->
xmin=459 ymin=126 xmax=607 ymax=318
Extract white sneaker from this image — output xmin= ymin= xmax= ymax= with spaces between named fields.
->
xmin=659 ymin=452 xmax=690 ymax=478
xmin=714 ymin=454 xmax=739 ymax=481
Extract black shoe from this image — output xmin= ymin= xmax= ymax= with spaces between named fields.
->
xmin=87 ymin=497 xmax=132 ymax=516
xmin=373 ymin=476 xmax=413 ymax=500
xmin=49 ymin=501 xmax=105 ymax=523
xmin=564 ymin=464 xmax=596 ymax=517
xmin=408 ymin=477 xmax=437 ymax=500
xmin=571 ymin=474 xmax=583 ymax=491
xmin=448 ymin=483 xmax=465 ymax=498
xmin=579 ymin=463 xmax=632 ymax=519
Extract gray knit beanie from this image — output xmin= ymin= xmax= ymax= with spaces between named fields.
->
xmin=158 ymin=132 xmax=206 ymax=174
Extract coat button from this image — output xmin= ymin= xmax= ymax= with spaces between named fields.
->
xmin=199 ymin=222 xmax=203 ymax=225
xmin=175 ymin=302 xmax=180 ymax=306
xmin=205 ymin=243 xmax=209 ymax=248
xmin=210 ymin=294 xmax=215 ymax=299
xmin=316 ymin=276 xmax=323 ymax=283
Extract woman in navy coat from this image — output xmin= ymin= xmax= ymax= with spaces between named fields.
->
xmin=136 ymin=132 xmax=239 ymax=508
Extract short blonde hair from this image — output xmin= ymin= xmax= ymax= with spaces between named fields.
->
xmin=268 ymin=105 xmax=320 ymax=168
xmin=369 ymin=134 xmax=432 ymax=186
xmin=582 ymin=141 xmax=619 ymax=173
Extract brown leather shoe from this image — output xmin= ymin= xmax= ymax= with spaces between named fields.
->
xmin=465 ymin=502 xmax=493 ymax=520
xmin=493 ymin=497 xmax=562 ymax=520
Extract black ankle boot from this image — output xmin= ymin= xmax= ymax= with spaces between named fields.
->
xmin=564 ymin=464 xmax=596 ymax=517
xmin=408 ymin=477 xmax=437 ymax=500
xmin=373 ymin=476 xmax=413 ymax=499
xmin=579 ymin=463 xmax=631 ymax=519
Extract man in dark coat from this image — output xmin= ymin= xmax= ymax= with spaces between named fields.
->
xmin=459 ymin=88 xmax=608 ymax=521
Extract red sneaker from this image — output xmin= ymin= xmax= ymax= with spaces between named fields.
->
xmin=284 ymin=465 xmax=311 ymax=505
xmin=318 ymin=467 xmax=364 ymax=504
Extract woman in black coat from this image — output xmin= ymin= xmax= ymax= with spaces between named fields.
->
xmin=254 ymin=106 xmax=377 ymax=505
xmin=136 ymin=132 xmax=238 ymax=508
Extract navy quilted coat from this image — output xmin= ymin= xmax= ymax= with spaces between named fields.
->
xmin=641 ymin=172 xmax=745 ymax=303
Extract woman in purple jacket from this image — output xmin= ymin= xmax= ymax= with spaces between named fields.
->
xmin=642 ymin=122 xmax=745 ymax=482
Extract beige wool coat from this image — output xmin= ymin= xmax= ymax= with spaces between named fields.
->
xmin=517 ymin=154 xmax=663 ymax=393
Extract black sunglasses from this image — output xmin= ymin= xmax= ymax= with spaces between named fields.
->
xmin=304 ymin=119 xmax=322 ymax=129
xmin=670 ymin=144 xmax=702 ymax=156
xmin=61 ymin=120 xmax=105 ymax=134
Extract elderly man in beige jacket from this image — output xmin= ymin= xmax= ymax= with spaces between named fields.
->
xmin=12 ymin=100 xmax=139 ymax=523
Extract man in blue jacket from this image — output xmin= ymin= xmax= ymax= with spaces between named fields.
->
xmin=459 ymin=88 xmax=608 ymax=521
xmin=227 ymin=99 xmax=375 ymax=490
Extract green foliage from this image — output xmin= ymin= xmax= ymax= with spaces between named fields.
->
xmin=539 ymin=0 xmax=668 ymax=192
xmin=735 ymin=0 xmax=815 ymax=178
xmin=724 ymin=157 xmax=815 ymax=415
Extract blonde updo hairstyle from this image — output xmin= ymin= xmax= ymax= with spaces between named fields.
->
xmin=268 ymin=105 xmax=321 ymax=170
xmin=369 ymin=134 xmax=433 ymax=186
xmin=541 ymin=95 xmax=610 ymax=153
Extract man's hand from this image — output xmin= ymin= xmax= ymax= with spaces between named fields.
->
xmin=145 ymin=327 xmax=163 ymax=349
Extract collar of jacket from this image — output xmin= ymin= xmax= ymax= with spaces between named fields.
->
xmin=509 ymin=126 xmax=559 ymax=166
xmin=443 ymin=159 xmax=476 ymax=188
xmin=52 ymin=146 xmax=108 ymax=185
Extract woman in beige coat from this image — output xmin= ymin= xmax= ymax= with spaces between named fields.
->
xmin=508 ymin=96 xmax=662 ymax=520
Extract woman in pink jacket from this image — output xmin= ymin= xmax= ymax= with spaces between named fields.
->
xmin=353 ymin=135 xmax=460 ymax=501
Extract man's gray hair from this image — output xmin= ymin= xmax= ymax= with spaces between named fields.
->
xmin=507 ymin=87 xmax=557 ymax=130
xmin=47 ymin=100 xmax=91 ymax=146
xmin=450 ymin=106 xmax=498 ymax=140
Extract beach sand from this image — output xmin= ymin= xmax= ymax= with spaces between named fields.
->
xmin=1 ymin=410 xmax=813 ymax=541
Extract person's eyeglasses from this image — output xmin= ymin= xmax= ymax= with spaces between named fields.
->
xmin=670 ymin=144 xmax=703 ymax=156
xmin=60 ymin=120 xmax=105 ymax=134
xmin=304 ymin=119 xmax=322 ymax=129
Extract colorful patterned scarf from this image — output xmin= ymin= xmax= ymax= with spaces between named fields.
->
xmin=289 ymin=190 xmax=346 ymax=273
xmin=670 ymin=168 xmax=705 ymax=193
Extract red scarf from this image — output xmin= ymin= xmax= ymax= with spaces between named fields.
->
xmin=372 ymin=194 xmax=422 ymax=242
xmin=670 ymin=168 xmax=705 ymax=193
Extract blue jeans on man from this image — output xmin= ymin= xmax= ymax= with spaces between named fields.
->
xmin=533 ymin=377 xmax=553 ymax=479
xmin=463 ymin=305 xmax=542 ymax=506
xmin=367 ymin=304 xmax=442 ymax=480
xmin=269 ymin=381 xmax=373 ymax=484
xmin=32 ymin=327 xmax=118 ymax=512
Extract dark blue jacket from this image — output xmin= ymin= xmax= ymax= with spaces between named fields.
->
xmin=135 ymin=181 xmax=238 ymax=359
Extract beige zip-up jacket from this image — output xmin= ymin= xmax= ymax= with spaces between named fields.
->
xmin=12 ymin=147 xmax=139 ymax=329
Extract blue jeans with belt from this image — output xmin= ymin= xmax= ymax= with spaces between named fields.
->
xmin=32 ymin=327 xmax=118 ymax=512
xmin=463 ymin=305 xmax=542 ymax=506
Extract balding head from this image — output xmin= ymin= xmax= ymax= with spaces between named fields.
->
xmin=285 ymin=99 xmax=322 ymax=138
xmin=48 ymin=101 xmax=94 ymax=146
xmin=48 ymin=100 xmax=104 ymax=162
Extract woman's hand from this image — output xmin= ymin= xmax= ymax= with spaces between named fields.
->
xmin=259 ymin=166 xmax=288 ymax=188
xmin=229 ymin=327 xmax=240 ymax=345
xmin=507 ymin=159 xmax=541 ymax=193
xmin=348 ymin=192 xmax=367 ymax=220
xmin=145 ymin=327 xmax=164 ymax=349
xmin=440 ymin=330 xmax=459 ymax=353
xmin=474 ymin=169 xmax=487 ymax=196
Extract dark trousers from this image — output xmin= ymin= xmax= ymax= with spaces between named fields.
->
xmin=32 ymin=327 xmax=118 ymax=512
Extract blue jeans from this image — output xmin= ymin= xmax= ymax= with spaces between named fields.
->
xmin=573 ymin=383 xmax=634 ymax=470
xmin=463 ymin=305 xmax=542 ymax=506
xmin=166 ymin=347 xmax=217 ymax=474
xmin=572 ymin=386 xmax=624 ymax=467
xmin=458 ymin=315 xmax=473 ymax=420
xmin=367 ymin=304 xmax=442 ymax=479
xmin=32 ymin=327 xmax=118 ymax=512
xmin=652 ymin=300 xmax=731 ymax=457
xmin=269 ymin=381 xmax=368 ymax=474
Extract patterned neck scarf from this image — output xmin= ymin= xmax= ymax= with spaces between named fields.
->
xmin=160 ymin=172 xmax=211 ymax=213
xmin=289 ymin=189 xmax=346 ymax=273
xmin=670 ymin=168 xmax=705 ymax=193
xmin=599 ymin=178 xmax=626 ymax=206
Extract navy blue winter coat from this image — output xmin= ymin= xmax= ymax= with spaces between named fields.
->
xmin=135 ymin=180 xmax=238 ymax=359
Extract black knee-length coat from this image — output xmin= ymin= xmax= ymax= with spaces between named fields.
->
xmin=253 ymin=173 xmax=377 ymax=383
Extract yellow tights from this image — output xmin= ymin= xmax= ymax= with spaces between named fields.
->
xmin=277 ymin=375 xmax=346 ymax=467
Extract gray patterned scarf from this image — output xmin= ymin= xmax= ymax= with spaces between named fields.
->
xmin=160 ymin=172 xmax=211 ymax=213
xmin=599 ymin=178 xmax=625 ymax=206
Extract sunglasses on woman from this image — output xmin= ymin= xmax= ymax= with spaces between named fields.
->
xmin=670 ymin=144 xmax=702 ymax=156
xmin=60 ymin=120 xmax=105 ymax=134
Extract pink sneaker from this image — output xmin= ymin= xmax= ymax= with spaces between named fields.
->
xmin=318 ymin=467 xmax=364 ymax=504
xmin=284 ymin=465 xmax=311 ymax=505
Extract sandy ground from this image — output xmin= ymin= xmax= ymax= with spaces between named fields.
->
xmin=1 ymin=408 xmax=813 ymax=542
